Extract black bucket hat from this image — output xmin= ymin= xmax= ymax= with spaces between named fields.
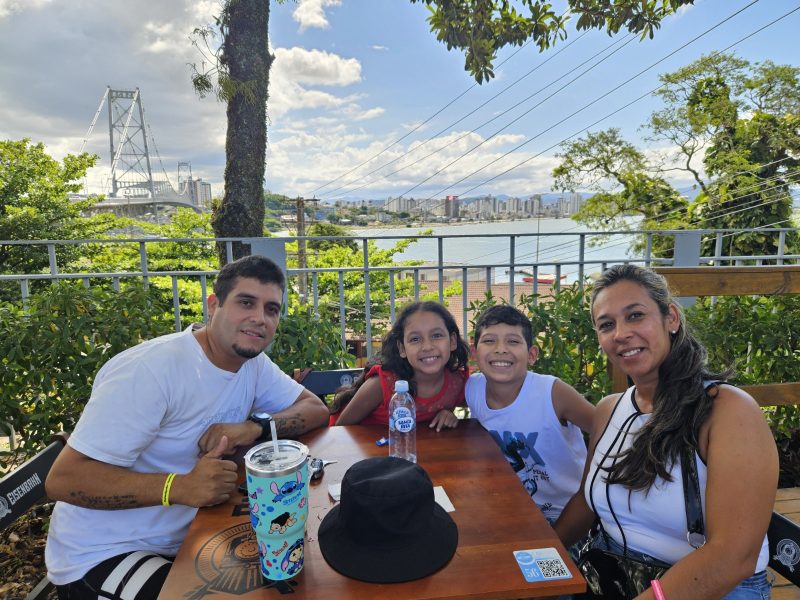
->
xmin=318 ymin=456 xmax=458 ymax=583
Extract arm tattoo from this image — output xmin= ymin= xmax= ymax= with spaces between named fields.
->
xmin=275 ymin=414 xmax=307 ymax=438
xmin=69 ymin=490 xmax=140 ymax=510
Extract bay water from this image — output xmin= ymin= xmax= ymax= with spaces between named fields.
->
xmin=354 ymin=218 xmax=638 ymax=282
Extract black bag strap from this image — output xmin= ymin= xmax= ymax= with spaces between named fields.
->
xmin=680 ymin=445 xmax=706 ymax=549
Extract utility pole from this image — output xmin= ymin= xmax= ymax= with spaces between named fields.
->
xmin=295 ymin=196 xmax=318 ymax=303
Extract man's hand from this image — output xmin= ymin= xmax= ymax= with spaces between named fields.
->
xmin=173 ymin=436 xmax=238 ymax=507
xmin=198 ymin=422 xmax=260 ymax=456
xmin=429 ymin=409 xmax=459 ymax=432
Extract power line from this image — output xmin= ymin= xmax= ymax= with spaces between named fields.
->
xmin=318 ymin=31 xmax=597 ymax=199
xmin=347 ymin=0 xmax=771 ymax=223
xmin=389 ymin=35 xmax=639 ymax=200
xmin=419 ymin=0 xmax=769 ymax=202
xmin=305 ymin=37 xmax=539 ymax=197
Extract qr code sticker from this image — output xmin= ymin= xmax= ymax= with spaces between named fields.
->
xmin=513 ymin=547 xmax=571 ymax=582
xmin=536 ymin=558 xmax=570 ymax=579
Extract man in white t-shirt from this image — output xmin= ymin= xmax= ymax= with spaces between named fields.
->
xmin=44 ymin=255 xmax=329 ymax=600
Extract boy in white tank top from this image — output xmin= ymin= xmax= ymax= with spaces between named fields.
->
xmin=466 ymin=305 xmax=595 ymax=521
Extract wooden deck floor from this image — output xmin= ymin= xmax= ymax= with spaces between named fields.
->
xmin=773 ymin=487 xmax=800 ymax=599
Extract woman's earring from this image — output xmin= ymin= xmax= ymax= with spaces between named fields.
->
xmin=670 ymin=330 xmax=677 ymax=335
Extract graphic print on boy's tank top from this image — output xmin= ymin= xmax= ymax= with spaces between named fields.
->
xmin=489 ymin=430 xmax=552 ymax=514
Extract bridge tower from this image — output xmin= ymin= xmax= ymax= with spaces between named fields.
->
xmin=107 ymin=87 xmax=157 ymax=198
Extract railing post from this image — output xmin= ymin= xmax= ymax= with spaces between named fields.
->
xmin=48 ymin=243 xmax=58 ymax=276
xmin=509 ymin=236 xmax=516 ymax=304
xmin=200 ymin=275 xmax=208 ymax=323
xmin=578 ymin=234 xmax=586 ymax=291
xmin=338 ymin=272 xmax=346 ymax=352
xmin=312 ymin=272 xmax=319 ymax=319
xmin=673 ymin=231 xmax=702 ymax=306
xmin=363 ymin=239 xmax=372 ymax=358
xmin=139 ymin=242 xmax=149 ymax=288
xmin=438 ymin=237 xmax=444 ymax=303
xmin=389 ymin=271 xmax=396 ymax=322
xmin=778 ymin=230 xmax=787 ymax=266
xmin=461 ymin=267 xmax=468 ymax=338
xmin=172 ymin=276 xmax=181 ymax=332
xmin=714 ymin=233 xmax=723 ymax=266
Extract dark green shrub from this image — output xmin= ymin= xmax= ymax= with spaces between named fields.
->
xmin=687 ymin=294 xmax=800 ymax=437
xmin=0 ymin=282 xmax=173 ymax=470
xmin=269 ymin=305 xmax=355 ymax=374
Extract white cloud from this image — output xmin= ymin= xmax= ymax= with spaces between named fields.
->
xmin=188 ymin=0 xmax=220 ymax=24
xmin=0 ymin=0 xmax=53 ymax=19
xmin=372 ymin=45 xmax=388 ymax=51
xmin=292 ymin=0 xmax=341 ymax=32
xmin=273 ymin=47 xmax=361 ymax=86
xmin=351 ymin=107 xmax=385 ymax=122
xmin=268 ymin=46 xmax=366 ymax=118
xmin=143 ymin=21 xmax=182 ymax=54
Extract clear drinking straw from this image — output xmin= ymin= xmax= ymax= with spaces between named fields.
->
xmin=270 ymin=420 xmax=279 ymax=455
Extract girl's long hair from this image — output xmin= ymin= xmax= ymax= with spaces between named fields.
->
xmin=590 ymin=264 xmax=730 ymax=491
xmin=330 ymin=301 xmax=470 ymax=413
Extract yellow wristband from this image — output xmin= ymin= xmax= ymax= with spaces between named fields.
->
xmin=162 ymin=473 xmax=176 ymax=507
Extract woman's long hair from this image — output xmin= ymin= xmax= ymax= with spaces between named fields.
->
xmin=590 ymin=264 xmax=730 ymax=491
xmin=330 ymin=301 xmax=470 ymax=414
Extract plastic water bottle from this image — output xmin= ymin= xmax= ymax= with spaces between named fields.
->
xmin=388 ymin=380 xmax=416 ymax=463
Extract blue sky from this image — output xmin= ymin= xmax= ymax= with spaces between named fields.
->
xmin=0 ymin=0 xmax=798 ymax=202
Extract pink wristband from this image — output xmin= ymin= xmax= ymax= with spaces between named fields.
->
xmin=651 ymin=579 xmax=666 ymax=600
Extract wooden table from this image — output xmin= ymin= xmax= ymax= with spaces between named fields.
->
xmin=159 ymin=420 xmax=585 ymax=599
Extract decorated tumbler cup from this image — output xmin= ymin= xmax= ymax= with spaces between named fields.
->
xmin=243 ymin=440 xmax=309 ymax=580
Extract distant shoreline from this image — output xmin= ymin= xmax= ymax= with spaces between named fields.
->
xmin=274 ymin=215 xmax=576 ymax=237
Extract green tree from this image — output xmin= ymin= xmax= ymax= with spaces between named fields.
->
xmin=552 ymin=128 xmax=687 ymax=256
xmin=191 ymin=0 xmax=276 ymax=264
xmin=648 ymin=53 xmax=800 ymax=257
xmin=0 ymin=139 xmax=120 ymax=285
xmin=552 ymin=54 xmax=800 ymax=260
xmin=307 ymin=222 xmax=359 ymax=253
xmin=411 ymin=0 xmax=693 ymax=83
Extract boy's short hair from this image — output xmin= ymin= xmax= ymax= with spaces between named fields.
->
xmin=473 ymin=305 xmax=534 ymax=348
xmin=213 ymin=255 xmax=286 ymax=304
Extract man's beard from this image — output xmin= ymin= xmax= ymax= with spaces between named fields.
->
xmin=233 ymin=343 xmax=264 ymax=359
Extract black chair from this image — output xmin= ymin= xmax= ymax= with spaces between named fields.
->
xmin=768 ymin=511 xmax=800 ymax=587
xmin=294 ymin=368 xmax=364 ymax=399
xmin=1 ymin=433 xmax=69 ymax=600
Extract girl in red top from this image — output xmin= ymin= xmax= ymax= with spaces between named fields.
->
xmin=332 ymin=301 xmax=470 ymax=431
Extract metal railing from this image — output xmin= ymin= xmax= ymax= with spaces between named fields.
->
xmin=2 ymin=228 xmax=798 ymax=356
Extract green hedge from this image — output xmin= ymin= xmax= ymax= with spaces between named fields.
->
xmin=0 ymin=282 xmax=174 ymax=466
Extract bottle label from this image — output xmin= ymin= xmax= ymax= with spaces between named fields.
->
xmin=392 ymin=407 xmax=414 ymax=433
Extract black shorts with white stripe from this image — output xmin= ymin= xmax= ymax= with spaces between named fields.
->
xmin=56 ymin=550 xmax=173 ymax=600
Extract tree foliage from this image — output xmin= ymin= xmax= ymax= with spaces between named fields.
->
xmin=552 ymin=54 xmax=800 ymax=260
xmin=0 ymin=139 xmax=116 ymax=278
xmin=649 ymin=54 xmax=800 ymax=257
xmin=553 ymin=129 xmax=687 ymax=256
xmin=410 ymin=0 xmax=694 ymax=83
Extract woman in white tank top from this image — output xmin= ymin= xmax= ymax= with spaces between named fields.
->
xmin=554 ymin=265 xmax=777 ymax=599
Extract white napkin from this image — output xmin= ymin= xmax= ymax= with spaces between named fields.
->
xmin=434 ymin=486 xmax=455 ymax=512
xmin=328 ymin=482 xmax=455 ymax=512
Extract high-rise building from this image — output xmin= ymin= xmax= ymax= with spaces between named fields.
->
xmin=179 ymin=178 xmax=213 ymax=207
xmin=445 ymin=195 xmax=460 ymax=218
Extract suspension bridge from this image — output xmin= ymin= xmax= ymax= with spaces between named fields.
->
xmin=78 ymin=87 xmax=206 ymax=216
